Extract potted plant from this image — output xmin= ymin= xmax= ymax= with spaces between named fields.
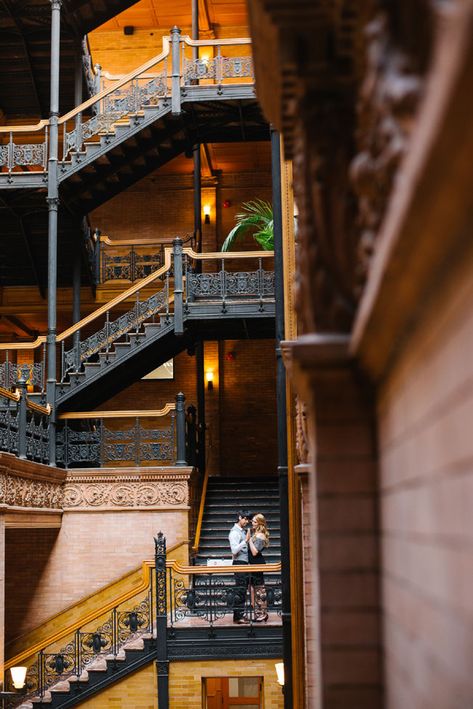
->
xmin=221 ymin=199 xmax=273 ymax=251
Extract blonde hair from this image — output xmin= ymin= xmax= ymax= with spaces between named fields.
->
xmin=252 ymin=513 xmax=269 ymax=547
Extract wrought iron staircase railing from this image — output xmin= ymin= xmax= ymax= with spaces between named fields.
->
xmin=55 ymin=395 xmax=197 ymax=469
xmin=0 ymin=30 xmax=254 ymax=182
xmin=3 ymin=536 xmax=281 ymax=708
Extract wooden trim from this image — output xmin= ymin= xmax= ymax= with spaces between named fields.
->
xmin=182 ymin=248 xmax=274 ymax=260
xmin=0 ymin=119 xmax=48 ymax=135
xmin=166 ymin=560 xmax=281 ymax=575
xmin=0 ymin=336 xmax=46 ymax=351
xmin=181 ymin=35 xmax=251 ymax=47
xmin=5 ymin=541 xmax=186 ymax=669
xmin=59 ymin=404 xmax=175 ymax=420
xmin=191 ymin=469 xmax=210 ymax=552
xmin=0 ymin=386 xmax=20 ymax=402
xmin=100 ymin=235 xmax=174 ymax=247
xmin=26 ymin=400 xmax=51 ymax=416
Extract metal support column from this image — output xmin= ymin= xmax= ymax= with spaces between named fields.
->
xmin=46 ymin=0 xmax=62 ymax=466
xmin=193 ymin=145 xmax=202 ymax=255
xmin=72 ymin=247 xmax=81 ymax=352
xmin=175 ymin=393 xmax=187 ymax=466
xmin=155 ymin=532 xmax=169 ymax=709
xmin=271 ymin=127 xmax=293 ymax=707
xmin=196 ymin=341 xmax=206 ymax=474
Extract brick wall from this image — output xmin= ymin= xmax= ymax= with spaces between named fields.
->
xmin=219 ymin=339 xmax=277 ymax=477
xmin=5 ymin=508 xmax=188 ymax=643
xmin=169 ymin=658 xmax=284 ymax=708
xmin=76 ymin=663 xmax=157 ymax=708
xmin=378 ymin=268 xmax=473 ymax=708
xmin=75 ymin=657 xmax=283 ymax=708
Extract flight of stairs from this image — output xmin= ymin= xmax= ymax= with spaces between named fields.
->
xmin=195 ymin=477 xmax=281 ymax=569
xmin=18 ymin=636 xmax=155 ymax=709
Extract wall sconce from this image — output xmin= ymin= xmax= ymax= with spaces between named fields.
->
xmin=10 ymin=667 xmax=27 ymax=690
xmin=0 ymin=666 xmax=27 ymax=705
xmin=203 ymin=205 xmax=211 ymax=224
xmin=275 ymin=662 xmax=285 ymax=690
xmin=205 ymin=370 xmax=214 ymax=391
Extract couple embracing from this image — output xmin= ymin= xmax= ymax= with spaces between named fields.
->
xmin=228 ymin=510 xmax=269 ymax=624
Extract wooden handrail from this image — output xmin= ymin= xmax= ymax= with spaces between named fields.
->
xmin=0 ymin=34 xmax=253 ymax=136
xmin=4 ymin=541 xmax=187 ymax=670
xmin=59 ymin=404 xmax=175 ymax=420
xmin=0 ymin=41 xmax=171 ymax=135
xmin=167 ymin=560 xmax=281 ymax=575
xmin=100 ymin=235 xmax=172 ymax=247
xmin=0 ymin=386 xmax=20 ymax=402
xmin=26 ymin=400 xmax=51 ymax=416
xmin=192 ymin=469 xmax=210 ymax=553
xmin=183 ymin=248 xmax=274 ymax=260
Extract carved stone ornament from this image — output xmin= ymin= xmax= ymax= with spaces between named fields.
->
xmin=350 ymin=13 xmax=423 ymax=292
xmin=295 ymin=396 xmax=310 ymax=466
xmin=63 ymin=471 xmax=190 ymax=510
xmin=0 ymin=472 xmax=64 ymax=509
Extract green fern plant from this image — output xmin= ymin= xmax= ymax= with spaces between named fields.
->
xmin=221 ymin=199 xmax=274 ymax=251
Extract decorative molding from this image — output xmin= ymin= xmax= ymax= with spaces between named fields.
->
xmin=63 ymin=468 xmax=193 ymax=511
xmin=0 ymin=471 xmax=63 ymax=510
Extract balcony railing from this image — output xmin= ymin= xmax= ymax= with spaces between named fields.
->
xmin=0 ymin=30 xmax=254 ymax=177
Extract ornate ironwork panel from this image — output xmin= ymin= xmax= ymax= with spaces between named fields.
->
xmin=64 ymin=72 xmax=167 ymax=158
xmin=102 ymin=249 xmax=164 ymax=282
xmin=25 ymin=412 xmax=50 ymax=464
xmin=0 ymin=406 xmax=19 ymax=455
xmin=183 ymin=56 xmax=253 ymax=84
xmin=13 ymin=143 xmax=46 ymax=168
xmin=0 ymin=362 xmax=44 ymax=389
xmin=187 ymin=268 xmax=275 ymax=299
xmin=0 ymin=144 xmax=9 ymax=167
xmin=63 ymin=287 xmax=166 ymax=374
xmin=57 ymin=419 xmax=174 ymax=468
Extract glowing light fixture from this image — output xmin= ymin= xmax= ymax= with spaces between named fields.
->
xmin=203 ymin=204 xmax=211 ymax=224
xmin=10 ymin=667 xmax=27 ymax=690
xmin=205 ymin=370 xmax=214 ymax=391
xmin=275 ymin=662 xmax=285 ymax=687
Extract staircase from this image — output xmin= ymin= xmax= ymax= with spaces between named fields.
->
xmin=19 ymin=637 xmax=155 ymax=709
xmin=195 ymin=477 xmax=281 ymax=568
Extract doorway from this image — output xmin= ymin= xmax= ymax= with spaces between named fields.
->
xmin=204 ymin=677 xmax=263 ymax=708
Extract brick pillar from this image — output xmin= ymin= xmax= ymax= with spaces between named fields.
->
xmin=0 ymin=513 xmax=5 ymax=685
xmin=283 ymin=334 xmax=382 ymax=709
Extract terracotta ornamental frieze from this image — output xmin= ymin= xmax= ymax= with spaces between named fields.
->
xmin=0 ymin=473 xmax=64 ymax=509
xmin=63 ymin=468 xmax=192 ymax=510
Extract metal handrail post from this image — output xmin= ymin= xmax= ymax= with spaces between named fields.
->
xmin=173 ymin=238 xmax=184 ymax=335
xmin=171 ymin=26 xmax=181 ymax=115
xmin=175 ymin=392 xmax=187 ymax=466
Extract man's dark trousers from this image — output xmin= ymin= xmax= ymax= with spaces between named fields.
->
xmin=232 ymin=560 xmax=249 ymax=621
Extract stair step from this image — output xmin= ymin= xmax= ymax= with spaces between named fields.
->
xmin=113 ymin=342 xmax=132 ymax=357
xmin=143 ymin=322 xmax=163 ymax=336
xmin=98 ymin=351 xmax=117 ymax=364
xmin=83 ymin=362 xmax=101 ymax=379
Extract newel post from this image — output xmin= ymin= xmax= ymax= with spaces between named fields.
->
xmin=173 ymin=237 xmax=184 ymax=335
xmin=171 ymin=26 xmax=181 ymax=115
xmin=175 ymin=392 xmax=187 ymax=466
xmin=16 ymin=365 xmax=30 ymax=460
xmin=154 ymin=532 xmax=169 ymax=709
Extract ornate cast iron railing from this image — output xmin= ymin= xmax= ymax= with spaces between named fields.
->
xmin=96 ymin=233 xmax=195 ymax=284
xmin=0 ymin=244 xmax=274 ymax=389
xmin=0 ymin=368 xmax=50 ymax=464
xmin=0 ymin=31 xmax=253 ymax=176
xmin=4 ymin=568 xmax=156 ymax=706
xmin=56 ymin=394 xmax=192 ymax=469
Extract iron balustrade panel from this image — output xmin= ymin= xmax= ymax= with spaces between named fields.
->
xmin=57 ymin=418 xmax=175 ymax=468
xmin=102 ymin=249 xmax=164 ymax=283
xmin=183 ymin=56 xmax=254 ymax=84
xmin=186 ymin=268 xmax=275 ymax=300
xmin=62 ymin=287 xmax=167 ymax=376
xmin=0 ymin=362 xmax=45 ymax=391
xmin=0 ymin=406 xmax=19 ymax=455
xmin=56 ymin=425 xmax=101 ymax=467
xmin=25 ymin=412 xmax=50 ymax=465
xmin=169 ymin=570 xmax=282 ymax=628
xmin=64 ymin=72 xmax=168 ymax=157
xmin=16 ymin=587 xmax=154 ymax=705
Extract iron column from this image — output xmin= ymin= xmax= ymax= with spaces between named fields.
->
xmin=272 ymin=127 xmax=293 ymax=707
xmin=47 ymin=0 xmax=62 ymax=465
